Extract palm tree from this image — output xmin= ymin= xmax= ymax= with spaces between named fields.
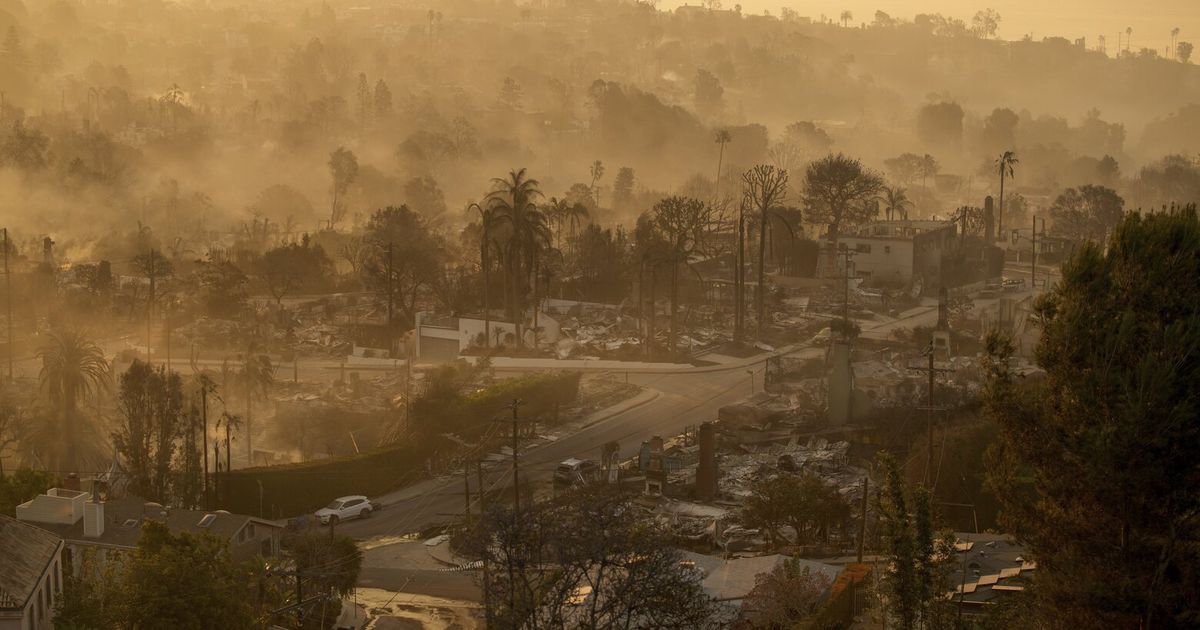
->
xmin=468 ymin=202 xmax=495 ymax=349
xmin=879 ymin=186 xmax=913 ymax=221
xmin=840 ymin=10 xmax=853 ymax=27
xmin=38 ymin=330 xmax=110 ymax=469
xmin=561 ymin=202 xmax=589 ymax=255
xmin=216 ymin=412 xmax=241 ymax=475
xmin=714 ymin=129 xmax=732 ymax=199
xmin=486 ymin=168 xmax=550 ymax=349
xmin=589 ymin=160 xmax=605 ymax=203
xmin=1172 ymin=27 xmax=1181 ymax=59
xmin=995 ymin=151 xmax=1019 ymax=241
xmin=239 ymin=352 xmax=274 ymax=464
xmin=1126 ymin=26 xmax=1133 ymax=53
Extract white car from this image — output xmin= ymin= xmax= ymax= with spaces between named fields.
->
xmin=315 ymin=495 xmax=374 ymax=525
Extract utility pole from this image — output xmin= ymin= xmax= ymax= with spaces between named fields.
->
xmin=1031 ymin=215 xmax=1043 ymax=293
xmin=735 ymin=201 xmax=746 ymax=343
xmin=201 ymin=379 xmax=210 ymax=508
xmin=857 ymin=475 xmax=869 ymax=563
xmin=3 ymin=227 xmax=11 ymax=383
xmin=509 ymin=399 xmax=523 ymax=512
xmin=476 ymin=460 xmax=485 ymax=510
xmin=463 ymin=458 xmax=472 ymax=518
xmin=147 ymin=250 xmax=155 ymax=363
xmin=386 ymin=242 xmax=394 ymax=324
xmin=908 ymin=341 xmax=955 ymax=489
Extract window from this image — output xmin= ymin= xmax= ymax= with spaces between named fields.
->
xmin=884 ymin=245 xmax=892 ymax=254
xmin=245 ymin=524 xmax=255 ymax=539
xmin=855 ymin=243 xmax=872 ymax=254
xmin=54 ymin=560 xmax=60 ymax=594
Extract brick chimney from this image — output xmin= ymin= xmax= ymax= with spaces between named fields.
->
xmin=695 ymin=422 xmax=718 ymax=501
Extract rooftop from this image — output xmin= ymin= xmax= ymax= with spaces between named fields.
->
xmin=21 ymin=494 xmax=281 ymax=549
xmin=0 ymin=515 xmax=62 ymax=611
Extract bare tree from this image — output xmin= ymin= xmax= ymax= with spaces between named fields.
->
xmin=742 ymin=165 xmax=789 ymax=339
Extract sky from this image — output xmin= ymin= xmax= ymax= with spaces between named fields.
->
xmin=665 ymin=1 xmax=1200 ymax=54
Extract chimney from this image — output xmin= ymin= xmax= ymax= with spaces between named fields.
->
xmin=84 ymin=480 xmax=104 ymax=538
xmin=63 ymin=473 xmax=81 ymax=492
xmin=695 ymin=422 xmax=718 ymax=501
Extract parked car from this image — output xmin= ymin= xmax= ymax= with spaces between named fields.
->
xmin=554 ymin=458 xmax=599 ymax=486
xmin=315 ymin=495 xmax=374 ymax=524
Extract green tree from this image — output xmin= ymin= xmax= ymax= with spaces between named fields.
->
xmin=879 ymin=186 xmax=914 ymax=221
xmin=1048 ymin=185 xmax=1125 ymax=242
xmin=255 ymin=240 xmax=333 ymax=309
xmin=362 ymin=205 xmax=445 ymax=326
xmin=112 ymin=360 xmax=185 ymax=502
xmin=983 ymin=208 xmax=1200 ymax=627
xmin=486 ymin=168 xmax=550 ymax=348
xmin=0 ymin=468 xmax=59 ymax=516
xmin=802 ymin=153 xmax=884 ymax=243
xmin=120 ymin=520 xmax=257 ymax=628
xmin=37 ymin=330 xmax=110 ymax=469
xmin=195 ymin=255 xmax=248 ymax=319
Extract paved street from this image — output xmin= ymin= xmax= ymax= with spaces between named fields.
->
xmin=336 ymin=356 xmax=771 ymax=539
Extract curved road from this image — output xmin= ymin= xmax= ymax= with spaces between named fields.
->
xmin=337 ymin=358 xmax=772 ymax=540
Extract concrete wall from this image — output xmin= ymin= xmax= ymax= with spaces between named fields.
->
xmin=839 ymin=238 xmax=915 ymax=283
xmin=16 ymin=490 xmax=89 ymax=526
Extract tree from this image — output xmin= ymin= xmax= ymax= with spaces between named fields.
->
xmin=650 ymin=196 xmax=712 ymax=354
xmin=741 ymin=559 xmax=831 ymax=629
xmin=713 ymin=129 xmax=731 ymax=199
xmin=112 ymin=360 xmax=185 ymax=502
xmin=239 ymin=352 xmax=274 ymax=463
xmin=1179 ymin=41 xmax=1194 ymax=63
xmin=972 ymin=9 xmax=1001 ymax=38
xmin=497 ymin=76 xmax=523 ymax=111
xmin=0 ymin=119 xmax=49 ymax=170
xmin=840 ymin=10 xmax=853 ymax=27
xmin=327 ymin=147 xmax=358 ymax=229
xmin=486 ymin=169 xmax=549 ymax=348
xmin=37 ymin=330 xmax=109 ymax=469
xmin=995 ymin=150 xmax=1019 ymax=240
xmin=879 ymin=186 xmax=913 ymax=221
xmin=119 ymin=521 xmax=257 ymax=628
xmin=0 ymin=468 xmax=58 ymax=516
xmin=195 ymin=255 xmax=248 ymax=319
xmin=884 ymin=153 xmax=924 ymax=186
xmin=289 ymin=531 xmax=363 ymax=598
xmin=981 ymin=108 xmax=1019 ymax=154
xmin=877 ymin=454 xmax=953 ymax=629
xmin=802 ymin=154 xmax=884 ymax=243
xmin=373 ymin=78 xmax=392 ymax=118
xmin=612 ymin=166 xmax=636 ymax=211
xmin=255 ymin=240 xmax=332 ymax=309
xmin=588 ymin=159 xmax=605 ymax=202
xmin=362 ymin=205 xmax=445 ymax=326
xmin=742 ymin=165 xmax=789 ymax=338
xmin=1048 ymin=185 xmax=1125 ymax=242
xmin=694 ymin=69 xmax=724 ymax=120
xmin=0 ymin=394 xmax=26 ymax=478
xmin=460 ymin=488 xmax=730 ymax=629
xmin=919 ymin=153 xmax=940 ymax=187
xmin=983 ymin=208 xmax=1200 ymax=627
xmin=916 ymin=102 xmax=964 ymax=152
xmin=403 ymin=175 xmax=447 ymax=219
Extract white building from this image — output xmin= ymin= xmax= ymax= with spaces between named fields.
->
xmin=836 ymin=220 xmax=958 ymax=286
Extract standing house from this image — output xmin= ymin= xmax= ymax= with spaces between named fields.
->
xmin=0 ymin=515 xmax=64 ymax=630
xmin=16 ymin=490 xmax=283 ymax=575
xmin=836 ymin=220 xmax=958 ymax=288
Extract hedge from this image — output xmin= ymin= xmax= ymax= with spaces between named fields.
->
xmin=218 ymin=371 xmax=582 ymax=517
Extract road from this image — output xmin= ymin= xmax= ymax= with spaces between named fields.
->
xmin=336 ymin=357 xmax=772 ymax=539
